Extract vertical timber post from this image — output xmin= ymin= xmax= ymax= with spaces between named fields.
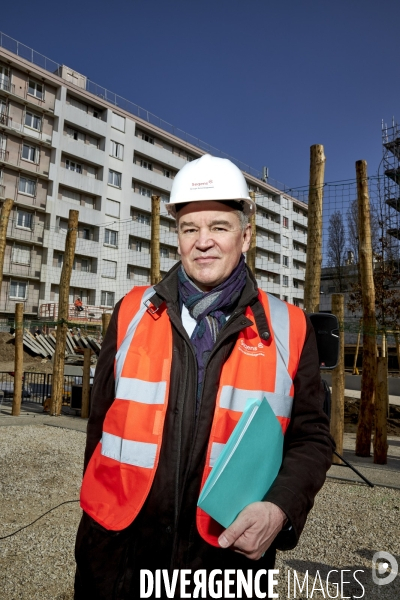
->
xmin=331 ymin=294 xmax=345 ymax=463
xmin=352 ymin=320 xmax=362 ymax=375
xmin=374 ymin=356 xmax=388 ymax=464
xmin=102 ymin=313 xmax=111 ymax=337
xmin=81 ymin=347 xmax=91 ymax=419
xmin=50 ymin=209 xmax=79 ymax=416
xmin=304 ymin=145 xmax=325 ymax=313
xmin=0 ymin=198 xmax=14 ymax=295
xmin=11 ymin=302 xmax=24 ymax=416
xmin=151 ymin=195 xmax=161 ymax=285
xmin=355 ymin=160 xmax=377 ymax=456
xmin=246 ymin=191 xmax=257 ymax=275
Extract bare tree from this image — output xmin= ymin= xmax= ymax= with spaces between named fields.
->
xmin=327 ymin=211 xmax=347 ymax=292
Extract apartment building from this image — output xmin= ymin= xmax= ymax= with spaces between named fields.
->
xmin=0 ymin=34 xmax=308 ymax=319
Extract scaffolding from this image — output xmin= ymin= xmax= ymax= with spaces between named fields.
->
xmin=382 ymin=119 xmax=400 ymax=255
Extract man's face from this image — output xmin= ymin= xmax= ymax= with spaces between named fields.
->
xmin=177 ymin=201 xmax=251 ymax=291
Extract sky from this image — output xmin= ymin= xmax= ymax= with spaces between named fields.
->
xmin=1 ymin=0 xmax=399 ymax=189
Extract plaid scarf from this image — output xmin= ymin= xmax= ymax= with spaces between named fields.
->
xmin=178 ymin=254 xmax=247 ymax=406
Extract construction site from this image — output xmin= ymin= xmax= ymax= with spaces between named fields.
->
xmin=0 ymin=26 xmax=399 ymax=600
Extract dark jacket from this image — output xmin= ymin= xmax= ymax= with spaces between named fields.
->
xmin=75 ymin=263 xmax=334 ymax=599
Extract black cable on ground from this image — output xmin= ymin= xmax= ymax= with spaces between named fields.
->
xmin=0 ymin=499 xmax=79 ymax=540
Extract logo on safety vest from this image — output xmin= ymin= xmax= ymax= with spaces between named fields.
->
xmin=238 ymin=339 xmax=265 ymax=357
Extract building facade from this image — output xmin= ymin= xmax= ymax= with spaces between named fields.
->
xmin=0 ymin=36 xmax=308 ymax=320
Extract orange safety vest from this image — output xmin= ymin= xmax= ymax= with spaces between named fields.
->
xmin=80 ymin=285 xmax=307 ymax=546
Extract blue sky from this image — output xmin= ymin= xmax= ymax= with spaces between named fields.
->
xmin=1 ymin=0 xmax=398 ymax=188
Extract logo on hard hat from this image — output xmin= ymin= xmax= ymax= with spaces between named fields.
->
xmin=191 ymin=180 xmax=213 ymax=186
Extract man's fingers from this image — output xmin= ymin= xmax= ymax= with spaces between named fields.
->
xmin=218 ymin=512 xmax=252 ymax=548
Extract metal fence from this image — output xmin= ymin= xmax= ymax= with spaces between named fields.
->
xmin=0 ymin=371 xmax=83 ymax=405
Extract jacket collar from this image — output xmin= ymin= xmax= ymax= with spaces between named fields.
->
xmin=150 ymin=260 xmax=271 ymax=340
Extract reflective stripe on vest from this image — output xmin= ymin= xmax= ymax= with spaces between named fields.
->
xmin=80 ymin=286 xmax=307 ymax=537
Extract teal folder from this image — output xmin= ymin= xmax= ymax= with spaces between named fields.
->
xmin=197 ymin=397 xmax=284 ymax=528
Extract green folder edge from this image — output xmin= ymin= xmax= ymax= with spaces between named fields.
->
xmin=197 ymin=396 xmax=284 ymax=529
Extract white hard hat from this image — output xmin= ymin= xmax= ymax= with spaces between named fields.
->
xmin=166 ymin=154 xmax=255 ymax=217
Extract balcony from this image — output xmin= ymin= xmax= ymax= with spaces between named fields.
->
xmin=133 ymin=137 xmax=187 ymax=171
xmin=58 ymin=167 xmax=103 ymax=197
xmin=292 ymin=212 xmax=308 ymax=228
xmin=292 ymin=227 xmax=308 ymax=244
xmin=61 ymin=103 xmax=107 ymax=138
xmin=39 ymin=303 xmax=107 ymax=323
xmin=0 ymin=149 xmax=9 ymax=162
xmin=0 ymin=113 xmax=52 ymax=145
xmin=131 ymin=163 xmax=173 ymax=192
xmin=61 ymin=137 xmax=105 ymax=167
xmin=7 ymin=220 xmax=45 ymax=245
xmin=256 ymin=214 xmax=281 ymax=235
xmin=255 ymin=256 xmax=281 ymax=275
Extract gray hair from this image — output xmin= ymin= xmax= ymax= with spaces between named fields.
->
xmin=175 ymin=203 xmax=249 ymax=231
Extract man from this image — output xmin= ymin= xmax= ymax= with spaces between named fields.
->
xmin=75 ymin=154 xmax=333 ymax=598
xmin=74 ymin=297 xmax=84 ymax=312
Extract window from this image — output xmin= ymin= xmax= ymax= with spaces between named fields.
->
xmin=10 ymin=280 xmax=27 ymax=299
xmin=282 ymin=235 xmax=289 ymax=248
xmin=283 ymin=275 xmax=289 ymax=287
xmin=24 ymin=112 xmax=41 ymax=131
xmin=161 ymin=194 xmax=170 ymax=203
xmin=11 ymin=244 xmax=31 ymax=265
xmin=111 ymin=112 xmax=125 ymax=132
xmin=16 ymin=210 xmax=33 ymax=229
xmin=131 ymin=210 xmax=150 ymax=225
xmin=135 ymin=240 xmax=142 ymax=252
xmin=281 ymin=196 xmax=289 ymax=209
xmin=140 ymin=159 xmax=153 ymax=171
xmin=28 ymin=80 xmax=44 ymax=100
xmin=160 ymin=247 xmax=169 ymax=258
xmin=108 ymin=169 xmax=121 ymax=187
xmin=0 ymin=65 xmax=10 ymax=91
xmin=139 ymin=186 xmax=152 ymax=198
xmin=22 ymin=144 xmax=38 ymax=163
xmin=164 ymin=169 xmax=171 ymax=178
xmin=105 ymin=199 xmax=120 ymax=218
xmin=66 ymin=159 xmax=82 ymax=174
xmin=110 ymin=140 xmax=124 ymax=160
xmin=104 ymin=229 xmax=118 ymax=247
xmin=294 ymin=280 xmax=299 ymax=289
xmin=81 ymin=228 xmax=91 ymax=240
xmin=283 ymin=295 xmax=288 ymax=302
xmin=142 ymin=133 xmax=154 ymax=144
xmin=283 ymin=216 xmax=289 ymax=228
xmin=102 ymin=260 xmax=117 ymax=278
xmin=282 ymin=255 xmax=289 ymax=267
xmin=18 ymin=177 xmax=36 ymax=196
xmin=81 ymin=259 xmax=89 ymax=273
xmin=101 ymin=291 xmax=115 ymax=307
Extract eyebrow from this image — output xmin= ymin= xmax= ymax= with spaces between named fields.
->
xmin=179 ymin=219 xmax=234 ymax=229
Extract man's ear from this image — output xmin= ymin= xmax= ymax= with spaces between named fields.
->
xmin=242 ymin=223 xmax=252 ymax=253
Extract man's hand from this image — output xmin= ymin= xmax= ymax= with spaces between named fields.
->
xmin=217 ymin=502 xmax=287 ymax=560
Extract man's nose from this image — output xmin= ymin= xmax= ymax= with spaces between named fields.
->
xmin=195 ymin=228 xmax=215 ymax=249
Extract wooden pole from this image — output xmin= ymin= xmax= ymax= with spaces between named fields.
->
xmin=0 ymin=198 xmax=14 ymax=295
xmin=11 ymin=302 xmax=24 ymax=416
xmin=50 ymin=209 xmax=79 ymax=416
xmin=374 ymin=356 xmax=388 ymax=464
xmin=331 ymin=294 xmax=345 ymax=464
xmin=81 ymin=348 xmax=91 ymax=419
xmin=304 ymin=145 xmax=325 ymax=313
xmin=246 ymin=191 xmax=256 ymax=275
xmin=352 ymin=320 xmax=362 ymax=375
xmin=355 ymin=160 xmax=377 ymax=457
xmin=102 ymin=312 xmax=111 ymax=337
xmin=150 ymin=195 xmax=161 ymax=285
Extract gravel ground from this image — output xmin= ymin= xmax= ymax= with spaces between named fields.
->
xmin=0 ymin=424 xmax=399 ymax=599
